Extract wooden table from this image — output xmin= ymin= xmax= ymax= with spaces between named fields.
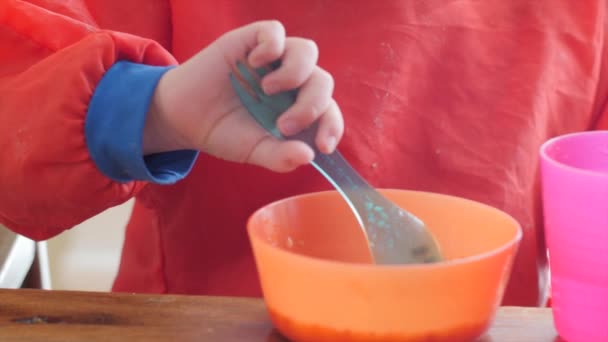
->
xmin=0 ymin=288 xmax=560 ymax=341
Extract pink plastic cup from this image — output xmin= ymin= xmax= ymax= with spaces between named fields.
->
xmin=540 ymin=130 xmax=608 ymax=342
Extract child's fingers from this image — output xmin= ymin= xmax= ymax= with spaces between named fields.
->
xmin=219 ymin=20 xmax=285 ymax=65
xmin=248 ymin=137 xmax=314 ymax=173
xmin=315 ymin=100 xmax=344 ymax=154
xmin=247 ymin=21 xmax=286 ymax=67
xmin=261 ymin=37 xmax=318 ymax=95
xmin=277 ymin=67 xmax=334 ymax=136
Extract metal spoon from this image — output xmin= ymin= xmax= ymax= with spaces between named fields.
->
xmin=230 ymin=60 xmax=443 ymax=265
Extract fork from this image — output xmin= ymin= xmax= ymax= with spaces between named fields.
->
xmin=229 ymin=59 xmax=443 ymax=265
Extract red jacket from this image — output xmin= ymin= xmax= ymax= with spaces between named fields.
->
xmin=2 ymin=0 xmax=607 ymax=306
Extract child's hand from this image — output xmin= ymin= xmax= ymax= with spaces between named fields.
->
xmin=143 ymin=21 xmax=344 ymax=172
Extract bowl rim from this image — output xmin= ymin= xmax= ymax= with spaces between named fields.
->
xmin=247 ymin=189 xmax=523 ymax=271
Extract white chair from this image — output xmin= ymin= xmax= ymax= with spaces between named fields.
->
xmin=0 ymin=225 xmax=51 ymax=289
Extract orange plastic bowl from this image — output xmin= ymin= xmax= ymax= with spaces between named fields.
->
xmin=247 ymin=189 xmax=522 ymax=342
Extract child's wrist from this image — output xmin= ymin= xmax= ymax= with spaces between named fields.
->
xmin=142 ymin=71 xmax=190 ymax=155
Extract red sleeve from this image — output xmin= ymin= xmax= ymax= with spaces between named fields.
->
xmin=0 ymin=0 xmax=176 ymax=240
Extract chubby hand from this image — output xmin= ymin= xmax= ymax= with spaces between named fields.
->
xmin=143 ymin=20 xmax=344 ymax=172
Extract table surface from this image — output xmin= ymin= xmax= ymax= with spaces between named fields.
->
xmin=0 ymin=288 xmax=560 ymax=341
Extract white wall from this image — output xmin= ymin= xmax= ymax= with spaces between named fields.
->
xmin=46 ymin=200 xmax=133 ymax=291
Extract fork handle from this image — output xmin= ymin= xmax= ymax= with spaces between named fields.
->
xmin=291 ymin=124 xmax=374 ymax=206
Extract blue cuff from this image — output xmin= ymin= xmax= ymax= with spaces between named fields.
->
xmin=85 ymin=61 xmax=198 ymax=184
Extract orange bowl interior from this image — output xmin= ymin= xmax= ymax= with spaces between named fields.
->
xmin=247 ymin=189 xmax=522 ymax=342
